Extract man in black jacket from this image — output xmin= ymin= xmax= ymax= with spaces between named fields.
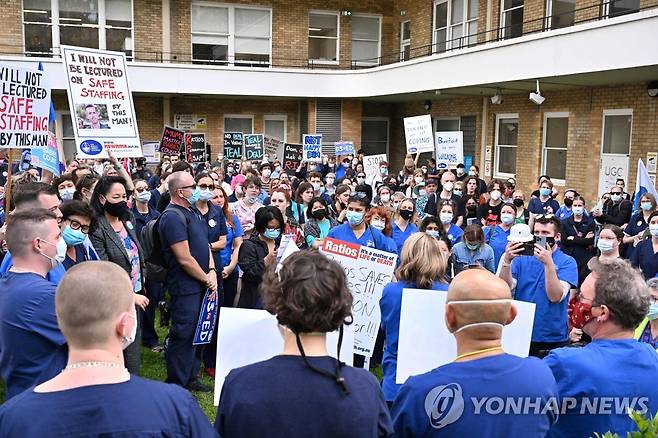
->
xmin=593 ymin=185 xmax=632 ymax=227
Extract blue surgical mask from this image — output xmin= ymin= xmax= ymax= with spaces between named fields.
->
xmin=648 ymin=304 xmax=658 ymax=321
xmin=59 ymin=187 xmax=75 ymax=201
xmin=183 ymin=187 xmax=201 ymax=204
xmin=198 ymin=189 xmax=214 ymax=202
xmin=453 ymin=189 xmax=462 ymax=197
xmin=136 ymin=190 xmax=152 ymax=203
xmin=346 ymin=211 xmax=364 ymax=227
xmin=572 ymin=206 xmax=584 ymax=216
xmin=540 ymin=188 xmax=551 ymax=197
xmin=426 ymin=230 xmax=440 ymax=239
xmin=263 ymin=228 xmax=281 ymax=240
xmin=62 ymin=226 xmax=86 ymax=247
xmin=466 ymin=242 xmax=480 ymax=251
xmin=370 ymin=220 xmax=386 ymax=231
xmin=596 ymin=238 xmax=614 ymax=253
xmin=641 ymin=202 xmax=653 ymax=211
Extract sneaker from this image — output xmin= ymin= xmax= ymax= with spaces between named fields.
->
xmin=185 ymin=380 xmax=212 ymax=393
xmin=205 ymin=367 xmax=216 ymax=378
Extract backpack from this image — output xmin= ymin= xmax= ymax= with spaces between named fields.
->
xmin=140 ymin=206 xmax=187 ymax=282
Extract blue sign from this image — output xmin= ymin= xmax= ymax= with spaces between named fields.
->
xmin=31 ymin=131 xmax=61 ymax=176
xmin=193 ymin=289 xmax=218 ymax=345
xmin=79 ymin=139 xmax=103 ymax=156
xmin=302 ymin=134 xmax=322 ymax=162
xmin=463 ymin=155 xmax=474 ymax=169
xmin=334 ymin=141 xmax=355 ymax=156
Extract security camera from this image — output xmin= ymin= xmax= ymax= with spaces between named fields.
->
xmin=491 ymin=94 xmax=504 ymax=105
xmin=529 ymin=92 xmax=545 ymax=105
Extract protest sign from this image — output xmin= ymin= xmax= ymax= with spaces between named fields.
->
xmin=244 ymin=134 xmax=264 ymax=161
xmin=184 ymin=132 xmax=206 ymax=163
xmin=30 ymin=131 xmax=60 ymax=175
xmin=282 ymin=143 xmax=302 ymax=173
xmin=263 ymin=135 xmax=283 ymax=161
xmin=435 ymin=131 xmax=464 ymax=169
xmin=321 ymin=238 xmax=397 ymax=357
xmin=223 ymin=132 xmax=243 ymax=160
xmin=214 ymin=308 xmax=354 ymax=405
xmin=174 ymin=113 xmax=207 ymax=131
xmin=363 ymin=154 xmax=387 ymax=180
xmin=193 ymin=289 xmax=218 ymax=346
xmin=403 ymin=114 xmax=434 ymax=154
xmin=159 ymin=126 xmax=184 ymax=156
xmin=335 ymin=141 xmax=355 ymax=156
xmin=142 ymin=141 xmax=159 ymax=164
xmin=61 ymin=46 xmax=141 ymax=158
xmin=396 ymin=288 xmax=536 ymax=384
xmin=0 ymin=65 xmax=50 ymax=148
xmin=302 ymin=134 xmax=322 ymax=162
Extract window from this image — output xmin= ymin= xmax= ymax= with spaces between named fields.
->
xmin=316 ymin=99 xmax=341 ymax=155
xmin=603 ymin=0 xmax=640 ymax=18
xmin=436 ymin=117 xmax=460 ymax=132
xmin=542 ymin=113 xmax=569 ymax=182
xmin=546 ymin=0 xmax=575 ymax=29
xmin=224 ymin=115 xmax=253 ymax=134
xmin=361 ymin=118 xmax=389 ymax=156
xmin=22 ymin=0 xmax=133 ymax=56
xmin=308 ymin=12 xmax=339 ymax=63
xmin=264 ymin=115 xmax=286 ymax=142
xmin=602 ymin=110 xmax=632 ymax=155
xmin=494 ymin=114 xmax=518 ymax=177
xmin=500 ymin=0 xmax=524 ymax=39
xmin=351 ymin=15 xmax=381 ymax=65
xmin=191 ymin=4 xmax=271 ymax=66
xmin=433 ymin=0 xmax=478 ymax=53
xmin=400 ymin=21 xmax=411 ymax=61
xmin=57 ymin=112 xmax=77 ymax=160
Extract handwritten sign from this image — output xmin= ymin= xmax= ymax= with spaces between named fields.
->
xmin=303 ymin=134 xmax=322 ymax=162
xmin=263 ymin=135 xmax=283 ymax=161
xmin=185 ymin=132 xmax=206 ymax=163
xmin=335 ymin=141 xmax=355 ymax=156
xmin=321 ymin=238 xmax=397 ymax=357
xmin=244 ymin=134 xmax=264 ymax=161
xmin=435 ymin=131 xmax=464 ymax=169
xmin=30 ymin=131 xmax=60 ymax=175
xmin=159 ymin=125 xmax=184 ymax=156
xmin=193 ymin=289 xmax=218 ymax=345
xmin=363 ymin=154 xmax=387 ymax=181
xmin=283 ymin=143 xmax=302 ymax=173
xmin=61 ymin=46 xmax=141 ymax=158
xmin=0 ymin=65 xmax=50 ymax=148
xmin=403 ymin=114 xmax=434 ymax=154
xmin=223 ymin=132 xmax=243 ymax=160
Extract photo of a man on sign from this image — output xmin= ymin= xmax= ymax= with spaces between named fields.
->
xmin=77 ymin=104 xmax=110 ymax=130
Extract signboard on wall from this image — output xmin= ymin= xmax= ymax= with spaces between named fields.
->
xmin=598 ymin=154 xmax=629 ymax=198
xmin=174 ymin=114 xmax=207 ymax=131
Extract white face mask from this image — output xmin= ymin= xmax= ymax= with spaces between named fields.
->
xmin=59 ymin=187 xmax=75 ymax=201
xmin=262 ymin=169 xmax=272 ymax=178
xmin=415 ymin=177 xmax=424 ymax=184
xmin=122 ymin=309 xmax=137 ymax=350
xmin=500 ymin=213 xmax=515 ymax=225
xmin=650 ymin=225 xmax=658 ymax=237
xmin=440 ymin=212 xmax=453 ymax=224
xmin=380 ymin=193 xmax=390 ymax=203
xmin=443 ymin=182 xmax=454 ymax=192
xmin=490 ymin=190 xmax=501 ymax=201
xmin=39 ymin=237 xmax=67 ymax=269
xmin=370 ymin=220 xmax=386 ymax=231
xmin=326 ymin=177 xmax=335 ymax=186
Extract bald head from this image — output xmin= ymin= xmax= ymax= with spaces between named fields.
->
xmin=56 ymin=261 xmax=134 ymax=349
xmin=168 ymin=171 xmax=194 ymax=202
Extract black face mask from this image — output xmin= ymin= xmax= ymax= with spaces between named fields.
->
xmin=399 ymin=209 xmax=414 ymax=221
xmin=513 ymin=199 xmax=524 ymax=208
xmin=564 ymin=198 xmax=573 ymax=208
xmin=387 ymin=183 xmax=398 ymax=192
xmin=311 ymin=208 xmax=326 ymax=220
xmin=103 ymin=200 xmax=128 ymax=218
xmin=467 ymin=205 xmax=477 ymax=212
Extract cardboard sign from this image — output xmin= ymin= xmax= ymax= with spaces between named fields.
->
xmin=0 ymin=65 xmax=50 ymax=148
xmin=61 ymin=46 xmax=141 ymax=158
xmin=263 ymin=135 xmax=283 ymax=162
xmin=435 ymin=131 xmax=464 ymax=169
xmin=223 ymin=132 xmax=243 ymax=160
xmin=244 ymin=134 xmax=264 ymax=161
xmin=363 ymin=154 xmax=387 ymax=180
xmin=321 ymin=238 xmax=397 ymax=357
xmin=283 ymin=143 xmax=302 ymax=173
xmin=185 ymin=132 xmax=206 ymax=163
xmin=193 ymin=289 xmax=218 ymax=345
xmin=335 ymin=141 xmax=355 ymax=156
xmin=30 ymin=131 xmax=60 ymax=175
xmin=396 ymin=288 xmax=536 ymax=384
xmin=214 ymin=308 xmax=354 ymax=405
xmin=159 ymin=126 xmax=184 ymax=156
xmin=302 ymin=134 xmax=322 ymax=162
xmin=404 ymin=114 xmax=434 ymax=154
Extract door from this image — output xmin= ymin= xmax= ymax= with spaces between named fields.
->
xmin=598 ymin=109 xmax=632 ymax=198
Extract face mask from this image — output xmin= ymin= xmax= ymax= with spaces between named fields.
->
xmin=440 ymin=212 xmax=453 ymax=224
xmin=370 ymin=220 xmax=385 ymax=231
xmin=346 ymin=211 xmax=365 ymax=227
xmin=568 ymin=296 xmax=595 ymax=330
xmin=414 ymin=177 xmax=424 ymax=184
xmin=136 ymin=190 xmax=152 ymax=203
xmin=453 ymin=189 xmax=462 ymax=197
xmin=39 ymin=237 xmax=66 ymax=269
xmin=326 ymin=177 xmax=335 ymax=186
xmin=419 ymin=190 xmax=427 ymax=197
xmin=380 ymin=194 xmax=390 ymax=203
xmin=399 ymin=209 xmax=414 ymax=221
xmin=59 ymin=187 xmax=75 ymax=201
xmin=596 ymin=238 xmax=614 ymax=253
xmin=572 ymin=206 xmax=584 ymax=216
xmin=227 ymin=167 xmax=234 ymax=174
xmin=312 ymin=183 xmax=321 ymax=192
xmin=447 ymin=300 xmax=511 ymax=334
xmin=181 ymin=188 xmax=201 ymax=205
xmin=466 ymin=242 xmax=480 ymax=251
xmin=263 ymin=228 xmax=281 ymax=240
xmin=388 ymin=183 xmax=399 ymax=192
xmin=357 ymin=177 xmax=365 ymax=184
xmin=443 ymin=182 xmax=454 ymax=192
xmin=564 ymin=198 xmax=573 ymax=208
xmin=103 ymin=200 xmax=128 ymax=218
xmin=513 ymin=199 xmax=524 ymax=208
xmin=342 ymin=162 xmax=350 ymax=168
xmin=62 ymin=226 xmax=86 ymax=247
xmin=610 ymin=194 xmax=621 ymax=202
xmin=650 ymin=225 xmax=658 ymax=237
xmin=468 ymin=170 xmax=476 ymax=177
xmin=262 ymin=169 xmax=272 ymax=178
xmin=648 ymin=304 xmax=658 ymax=321
xmin=456 ymin=168 xmax=465 ymax=177
xmin=421 ymin=168 xmax=427 ymax=174
xmin=122 ymin=309 xmax=137 ymax=350
xmin=641 ymin=202 xmax=653 ymax=211
xmin=245 ymin=195 xmax=258 ymax=205
xmin=500 ymin=213 xmax=515 ymax=225
xmin=311 ymin=208 xmax=326 ymax=220
xmin=275 ymin=166 xmax=282 ymax=172
xmin=466 ymin=205 xmax=477 ymax=212
xmin=426 ymin=230 xmax=440 ymax=239
xmin=490 ymin=190 xmax=501 ymax=201
xmin=378 ymin=167 xmax=388 ymax=176
xmin=198 ymin=189 xmax=214 ymax=202
xmin=540 ymin=188 xmax=552 ymax=197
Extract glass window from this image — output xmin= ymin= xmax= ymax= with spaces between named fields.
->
xmin=501 ymin=0 xmax=524 ymax=39
xmin=106 ymin=0 xmax=133 ymax=54
xmin=23 ymin=0 xmax=53 ymax=54
xmin=361 ymin=119 xmax=389 ymax=155
xmin=192 ymin=5 xmax=229 ymax=64
xmin=495 ymin=116 xmax=518 ymax=176
xmin=400 ymin=21 xmax=411 ymax=61
xmin=309 ymin=12 xmax=339 ymax=62
xmin=60 ymin=114 xmax=77 ymax=160
xmin=436 ymin=117 xmax=460 ymax=131
xmin=602 ymin=113 xmax=632 ymax=155
xmin=224 ymin=117 xmax=253 ymax=135
xmin=235 ymin=8 xmax=270 ymax=65
xmin=548 ymin=0 xmax=575 ymax=29
xmin=59 ymin=0 xmax=99 ymax=48
xmin=264 ymin=117 xmax=286 ymax=142
xmin=434 ymin=0 xmax=478 ymax=53
xmin=608 ymin=0 xmax=640 ymax=17
xmin=542 ymin=115 xmax=568 ymax=181
xmin=433 ymin=1 xmax=448 ymax=53
xmin=351 ymin=15 xmax=380 ymax=64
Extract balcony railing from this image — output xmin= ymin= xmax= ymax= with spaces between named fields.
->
xmin=2 ymin=0 xmax=656 ymax=71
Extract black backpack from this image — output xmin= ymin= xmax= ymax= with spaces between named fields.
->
xmin=140 ymin=206 xmax=187 ymax=282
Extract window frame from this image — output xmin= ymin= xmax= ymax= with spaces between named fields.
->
xmin=263 ymin=114 xmax=287 ymax=143
xmin=432 ymin=0 xmax=478 ymax=54
xmin=499 ymin=0 xmax=524 ymax=39
xmin=600 ymin=108 xmax=633 ymax=156
xmin=494 ymin=113 xmax=519 ymax=179
xmin=223 ymin=114 xmax=254 ymax=135
xmin=435 ymin=116 xmax=461 ymax=132
xmin=350 ymin=13 xmax=382 ymax=66
xmin=56 ymin=110 xmax=77 ymax=161
xmin=541 ymin=111 xmax=569 ymax=185
xmin=308 ymin=10 xmax=340 ymax=65
xmin=545 ymin=0 xmax=575 ymax=30
xmin=400 ymin=20 xmax=411 ymax=61
xmin=361 ymin=116 xmax=390 ymax=157
xmin=190 ymin=2 xmax=272 ymax=67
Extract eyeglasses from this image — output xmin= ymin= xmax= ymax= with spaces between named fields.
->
xmin=197 ymin=184 xmax=215 ymax=191
xmin=178 ymin=184 xmax=195 ymax=191
xmin=135 ymin=187 xmax=149 ymax=193
xmin=68 ymin=219 xmax=90 ymax=234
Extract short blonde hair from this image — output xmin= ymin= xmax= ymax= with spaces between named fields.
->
xmin=56 ymin=261 xmax=134 ymax=349
xmin=396 ymin=233 xmax=447 ymax=289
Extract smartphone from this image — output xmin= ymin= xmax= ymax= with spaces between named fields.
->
xmin=535 ymin=236 xmax=547 ymax=249
xmin=521 ymin=242 xmax=535 ymax=256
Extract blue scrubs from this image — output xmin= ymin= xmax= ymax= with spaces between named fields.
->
xmin=200 ymin=203 xmax=228 ymax=281
xmin=0 ymin=272 xmax=67 ymax=399
xmin=484 ymin=224 xmax=511 ymax=269
xmin=544 ymin=339 xmax=658 ymax=438
xmin=452 ymin=242 xmax=496 ymax=273
xmin=444 ymin=223 xmax=463 ymax=246
xmin=0 ymin=376 xmax=217 ymax=436
xmin=220 ymin=214 xmax=244 ymax=268
xmin=380 ymin=280 xmax=449 ymax=402
xmin=528 ymin=197 xmax=560 ymax=215
xmin=630 ymin=239 xmax=658 ymax=279
xmin=62 ymin=244 xmax=90 ymax=271
xmin=0 ymin=252 xmax=66 ymax=284
xmin=511 ymin=251 xmax=578 ymax=342
xmin=391 ymin=222 xmax=418 ymax=255
xmin=131 ymin=205 xmax=160 ymax=242
xmin=328 ymin=223 xmax=397 ymax=254
xmin=392 ymin=354 xmax=558 ymax=437
xmin=625 ymin=212 xmax=649 ymax=261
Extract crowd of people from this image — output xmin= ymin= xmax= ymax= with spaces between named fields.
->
xmin=0 ymin=147 xmax=657 ymax=437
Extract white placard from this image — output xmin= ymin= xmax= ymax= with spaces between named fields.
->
xmin=403 ymin=114 xmax=434 ymax=154
xmin=435 ymin=131 xmax=464 ymax=169
xmin=142 ymin=141 xmax=159 ymax=164
xmin=62 ymin=46 xmax=141 ymax=158
xmin=363 ymin=154 xmax=387 ymax=180
xmin=0 ymin=65 xmax=51 ymax=148
xmin=263 ymin=135 xmax=283 ymax=162
xmin=598 ymin=154 xmax=629 ymax=198
xmin=214 ymin=308 xmax=354 ymax=405
xmin=396 ymin=288 xmax=536 ymax=384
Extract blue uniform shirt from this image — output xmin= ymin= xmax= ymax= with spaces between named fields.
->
xmin=0 ymin=252 xmax=66 ymax=284
xmin=511 ymin=250 xmax=578 ymax=342
xmin=392 ymin=354 xmax=558 ymax=437
xmin=555 ymin=205 xmax=573 ymax=221
xmin=380 ymin=280 xmax=449 ymax=402
xmin=544 ymin=339 xmax=658 ymax=438
xmin=220 ymin=214 xmax=244 ymax=268
xmin=0 ymin=272 xmax=67 ymax=399
xmin=158 ymin=204 xmax=210 ymax=295
xmin=625 ymin=212 xmax=649 ymax=261
xmin=392 ymin=222 xmax=418 ymax=255
xmin=444 ymin=223 xmax=463 ymax=247
xmin=148 ymin=188 xmax=162 ymax=211
xmin=484 ymin=225 xmax=511 ymax=269
xmin=452 ymin=242 xmax=496 ymax=273
xmin=630 ymin=238 xmax=658 ymax=279
xmin=528 ymin=197 xmax=560 ymax=215
xmin=328 ymin=223 xmax=397 ymax=254
xmin=131 ymin=204 xmax=161 ymax=243
xmin=200 ymin=203 xmax=228 ymax=273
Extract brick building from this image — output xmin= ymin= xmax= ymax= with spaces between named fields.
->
xmin=1 ymin=0 xmax=658 ymax=202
